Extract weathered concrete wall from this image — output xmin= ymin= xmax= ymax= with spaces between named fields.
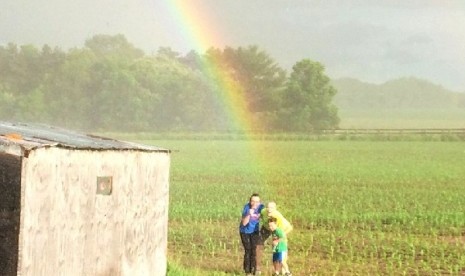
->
xmin=17 ymin=148 xmax=170 ymax=276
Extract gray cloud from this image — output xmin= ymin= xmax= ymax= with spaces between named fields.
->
xmin=0 ymin=0 xmax=464 ymax=91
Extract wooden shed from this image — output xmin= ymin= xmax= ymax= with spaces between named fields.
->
xmin=0 ymin=122 xmax=170 ymax=276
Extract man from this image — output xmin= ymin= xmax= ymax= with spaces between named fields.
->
xmin=256 ymin=201 xmax=293 ymax=276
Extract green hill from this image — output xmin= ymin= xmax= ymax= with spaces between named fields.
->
xmin=331 ymin=77 xmax=465 ymax=128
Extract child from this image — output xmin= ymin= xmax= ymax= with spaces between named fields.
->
xmin=258 ymin=202 xmax=293 ymax=275
xmin=268 ymin=217 xmax=290 ymax=276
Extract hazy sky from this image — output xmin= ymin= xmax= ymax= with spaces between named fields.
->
xmin=1 ymin=0 xmax=464 ymax=91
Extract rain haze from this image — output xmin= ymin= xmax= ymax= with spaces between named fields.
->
xmin=2 ymin=3 xmax=465 ymax=276
xmin=1 ymin=0 xmax=465 ymax=91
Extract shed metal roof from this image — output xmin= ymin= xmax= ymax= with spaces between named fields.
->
xmin=0 ymin=122 xmax=169 ymax=155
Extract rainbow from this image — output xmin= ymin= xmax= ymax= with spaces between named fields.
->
xmin=161 ymin=2 xmax=269 ymax=183
xmin=162 ymin=1 xmax=259 ymax=133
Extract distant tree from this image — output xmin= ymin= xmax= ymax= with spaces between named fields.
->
xmin=131 ymin=53 xmax=219 ymax=131
xmin=156 ymin=47 xmax=180 ymax=60
xmin=0 ymin=44 xmax=21 ymax=119
xmin=0 ymin=34 xmax=345 ymax=132
xmin=203 ymin=45 xmax=286 ymax=131
xmin=84 ymin=34 xmax=144 ymax=62
xmin=0 ymin=83 xmax=16 ymax=120
xmin=0 ymin=44 xmax=41 ymax=95
xmin=41 ymin=48 xmax=97 ymax=129
xmin=0 ymin=43 xmax=66 ymax=122
xmin=278 ymin=59 xmax=339 ymax=131
xmin=15 ymin=87 xmax=47 ymax=121
xmin=178 ymin=50 xmax=203 ymax=71
xmin=40 ymin=45 xmax=66 ymax=75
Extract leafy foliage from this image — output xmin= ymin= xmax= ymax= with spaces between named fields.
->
xmin=203 ymin=45 xmax=288 ymax=131
xmin=278 ymin=59 xmax=339 ymax=130
xmin=0 ymin=34 xmax=339 ymax=132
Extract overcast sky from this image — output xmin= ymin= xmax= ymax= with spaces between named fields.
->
xmin=1 ymin=0 xmax=464 ymax=91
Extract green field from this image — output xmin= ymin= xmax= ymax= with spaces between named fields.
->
xmin=139 ymin=139 xmax=465 ymax=275
xmin=338 ymin=109 xmax=465 ymax=129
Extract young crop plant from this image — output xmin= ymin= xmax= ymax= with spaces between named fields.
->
xmin=142 ymin=139 xmax=465 ymax=275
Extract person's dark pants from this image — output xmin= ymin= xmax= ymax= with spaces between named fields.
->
xmin=258 ymin=227 xmax=272 ymax=246
xmin=240 ymin=231 xmax=260 ymax=274
xmin=256 ymin=227 xmax=272 ymax=271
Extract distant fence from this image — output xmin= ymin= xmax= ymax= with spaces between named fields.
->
xmin=321 ymin=128 xmax=465 ymax=135
xmin=110 ymin=129 xmax=465 ymax=141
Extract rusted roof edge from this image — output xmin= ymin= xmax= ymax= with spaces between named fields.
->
xmin=0 ymin=140 xmax=170 ymax=157
xmin=51 ymin=143 xmax=171 ymax=153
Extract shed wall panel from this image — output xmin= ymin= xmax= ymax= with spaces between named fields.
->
xmin=0 ymin=153 xmax=21 ymax=276
xmin=17 ymin=148 xmax=170 ymax=276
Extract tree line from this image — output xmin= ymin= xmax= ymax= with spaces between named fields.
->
xmin=0 ymin=34 xmax=339 ymax=132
